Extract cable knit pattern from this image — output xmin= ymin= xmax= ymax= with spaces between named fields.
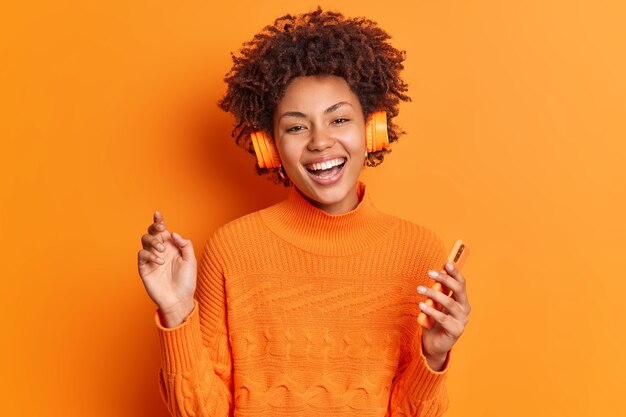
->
xmin=156 ymin=182 xmax=450 ymax=417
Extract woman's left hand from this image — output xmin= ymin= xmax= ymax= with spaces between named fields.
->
xmin=417 ymin=262 xmax=471 ymax=366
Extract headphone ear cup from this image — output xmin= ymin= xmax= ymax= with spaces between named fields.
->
xmin=262 ymin=133 xmax=281 ymax=169
xmin=365 ymin=111 xmax=389 ymax=153
xmin=250 ymin=131 xmax=267 ymax=169
xmin=250 ymin=131 xmax=281 ymax=169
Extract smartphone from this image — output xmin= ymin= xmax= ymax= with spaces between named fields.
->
xmin=417 ymin=239 xmax=470 ymax=329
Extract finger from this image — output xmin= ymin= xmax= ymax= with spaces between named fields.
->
xmin=420 ymin=279 xmax=447 ymax=311
xmin=153 ymin=210 xmax=164 ymax=224
xmin=419 ymin=301 xmax=465 ymax=339
xmin=444 ymin=262 xmax=467 ymax=286
xmin=428 ymin=282 xmax=450 ymax=312
xmin=141 ymin=233 xmax=166 ymax=252
xmin=422 ymin=290 xmax=446 ymax=313
xmin=429 ymin=276 xmax=452 ymax=299
xmin=428 ymin=270 xmax=460 ymax=296
xmin=137 ymin=249 xmax=165 ymax=266
xmin=171 ymin=232 xmax=195 ymax=262
xmin=442 ymin=264 xmax=471 ymax=310
xmin=148 ymin=220 xmax=168 ymax=236
xmin=417 ymin=285 xmax=465 ymax=320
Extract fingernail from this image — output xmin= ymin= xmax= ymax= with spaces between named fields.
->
xmin=157 ymin=244 xmax=165 ymax=251
xmin=417 ymin=285 xmax=427 ymax=294
xmin=445 ymin=262 xmax=454 ymax=272
xmin=428 ymin=270 xmax=439 ymax=278
xmin=172 ymin=232 xmax=181 ymax=239
xmin=419 ymin=302 xmax=429 ymax=311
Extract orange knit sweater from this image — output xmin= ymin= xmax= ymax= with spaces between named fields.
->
xmin=156 ymin=182 xmax=451 ymax=417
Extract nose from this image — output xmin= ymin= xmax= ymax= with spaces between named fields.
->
xmin=307 ymin=125 xmax=335 ymax=152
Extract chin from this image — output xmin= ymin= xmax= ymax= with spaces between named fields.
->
xmin=300 ymin=175 xmax=360 ymax=212
xmin=287 ymin=158 xmax=362 ymax=211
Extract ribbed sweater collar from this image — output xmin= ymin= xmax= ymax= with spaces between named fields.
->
xmin=260 ymin=182 xmax=398 ymax=256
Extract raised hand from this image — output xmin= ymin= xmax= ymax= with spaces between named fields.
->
xmin=137 ymin=210 xmax=197 ymax=328
xmin=417 ymin=262 xmax=471 ymax=370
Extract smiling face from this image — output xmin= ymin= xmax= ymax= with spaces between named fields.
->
xmin=273 ymin=75 xmax=367 ymax=214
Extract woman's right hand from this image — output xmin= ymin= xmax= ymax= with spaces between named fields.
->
xmin=137 ymin=210 xmax=197 ymax=328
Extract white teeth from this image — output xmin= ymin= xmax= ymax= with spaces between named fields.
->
xmin=306 ymin=158 xmax=346 ymax=171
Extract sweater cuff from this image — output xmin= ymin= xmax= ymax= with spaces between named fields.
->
xmin=155 ymin=299 xmax=203 ymax=374
xmin=405 ymin=336 xmax=450 ymax=399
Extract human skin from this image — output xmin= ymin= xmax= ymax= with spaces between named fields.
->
xmin=418 ymin=263 xmax=472 ymax=370
xmin=137 ymin=210 xmax=196 ymax=328
xmin=136 ymin=75 xmax=471 ymax=372
xmin=272 ymin=75 xmax=366 ymax=215
xmin=271 ymin=75 xmax=471 ymax=370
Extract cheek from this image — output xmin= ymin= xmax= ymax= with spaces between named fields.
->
xmin=343 ymin=131 xmax=366 ymax=157
xmin=276 ymin=140 xmax=302 ymax=167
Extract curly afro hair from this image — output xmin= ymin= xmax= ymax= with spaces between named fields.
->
xmin=218 ymin=7 xmax=410 ymax=186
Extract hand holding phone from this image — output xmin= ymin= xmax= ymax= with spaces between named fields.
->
xmin=417 ymin=239 xmax=469 ymax=329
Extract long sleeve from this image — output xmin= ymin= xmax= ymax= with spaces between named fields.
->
xmin=156 ymin=240 xmax=234 ymax=416
xmin=386 ymin=331 xmax=450 ymax=417
xmin=386 ymin=233 xmax=450 ymax=417
xmin=150 ymin=182 xmax=463 ymax=416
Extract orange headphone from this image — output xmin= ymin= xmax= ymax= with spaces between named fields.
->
xmin=250 ymin=111 xmax=390 ymax=169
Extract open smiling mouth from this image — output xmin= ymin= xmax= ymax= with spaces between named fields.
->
xmin=304 ymin=158 xmax=347 ymax=180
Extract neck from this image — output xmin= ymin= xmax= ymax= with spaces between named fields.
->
xmin=259 ymin=181 xmax=399 ymax=256
xmin=303 ymin=189 xmax=360 ymax=215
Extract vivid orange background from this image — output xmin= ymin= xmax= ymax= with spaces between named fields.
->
xmin=1 ymin=1 xmax=625 ymax=416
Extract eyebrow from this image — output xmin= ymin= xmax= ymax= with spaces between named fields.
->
xmin=278 ymin=101 xmax=353 ymax=120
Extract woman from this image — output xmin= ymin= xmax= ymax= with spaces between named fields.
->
xmin=137 ymin=8 xmax=471 ymax=417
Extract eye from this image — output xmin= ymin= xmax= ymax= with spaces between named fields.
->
xmin=332 ymin=118 xmax=349 ymax=125
xmin=286 ymin=125 xmax=306 ymax=133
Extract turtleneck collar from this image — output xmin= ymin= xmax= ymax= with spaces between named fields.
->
xmin=259 ymin=182 xmax=399 ymax=256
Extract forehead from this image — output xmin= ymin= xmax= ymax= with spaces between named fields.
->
xmin=275 ymin=75 xmax=361 ymax=113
